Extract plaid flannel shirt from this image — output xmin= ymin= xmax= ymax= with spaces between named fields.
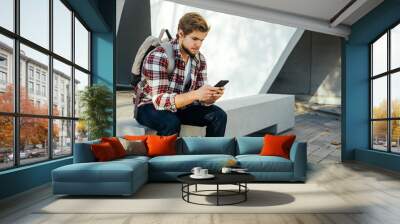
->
xmin=134 ymin=39 xmax=208 ymax=112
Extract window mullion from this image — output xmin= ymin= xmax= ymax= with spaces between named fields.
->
xmin=370 ymin=45 xmax=373 ymax=149
xmin=71 ymin=10 xmax=76 ymax=154
xmin=49 ymin=0 xmax=54 ymax=160
xmin=13 ymin=0 xmax=21 ymax=167
xmin=388 ymin=30 xmax=391 ymax=152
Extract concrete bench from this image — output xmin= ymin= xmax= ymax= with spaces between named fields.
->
xmin=116 ymin=94 xmax=294 ymax=137
xmin=216 ymin=94 xmax=295 ymax=136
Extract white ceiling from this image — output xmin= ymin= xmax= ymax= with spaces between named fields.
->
xmin=167 ymin=0 xmax=384 ymax=37
xmin=226 ymin=0 xmax=353 ymax=22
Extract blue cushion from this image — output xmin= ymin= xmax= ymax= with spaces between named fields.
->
xmin=236 ymin=137 xmax=263 ymax=155
xmin=73 ymin=139 xmax=100 ymax=163
xmin=178 ymin=137 xmax=236 ymax=155
xmin=109 ymin=157 xmax=149 ymax=170
xmin=116 ymin=155 xmax=150 ymax=163
xmin=149 ymin=154 xmax=235 ymax=172
xmin=236 ymin=155 xmax=293 ymax=172
xmin=52 ymin=158 xmax=148 ymax=195
xmin=52 ymin=159 xmax=147 ymax=183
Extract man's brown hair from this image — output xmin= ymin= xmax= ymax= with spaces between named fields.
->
xmin=178 ymin=12 xmax=210 ymax=36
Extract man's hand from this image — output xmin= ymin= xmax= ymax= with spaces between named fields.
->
xmin=175 ymin=85 xmax=224 ymax=109
xmin=193 ymin=85 xmax=221 ymax=102
xmin=201 ymin=87 xmax=224 ymax=105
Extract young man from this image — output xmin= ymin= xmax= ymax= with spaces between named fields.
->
xmin=135 ymin=12 xmax=227 ymax=136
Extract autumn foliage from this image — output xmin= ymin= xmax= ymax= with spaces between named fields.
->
xmin=0 ymin=84 xmax=59 ymax=150
xmin=372 ymin=99 xmax=400 ymax=141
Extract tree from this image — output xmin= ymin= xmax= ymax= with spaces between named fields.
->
xmin=372 ymin=100 xmax=387 ymax=139
xmin=76 ymin=119 xmax=87 ymax=141
xmin=372 ymin=99 xmax=400 ymax=143
xmin=0 ymin=85 xmax=14 ymax=149
xmin=0 ymin=116 xmax=12 ymax=150
xmin=0 ymin=84 xmax=60 ymax=151
xmin=391 ymin=99 xmax=400 ymax=142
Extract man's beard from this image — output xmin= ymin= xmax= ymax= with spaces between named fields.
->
xmin=181 ymin=43 xmax=196 ymax=58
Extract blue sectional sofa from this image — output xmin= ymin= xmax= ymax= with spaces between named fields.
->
xmin=52 ymin=137 xmax=307 ymax=196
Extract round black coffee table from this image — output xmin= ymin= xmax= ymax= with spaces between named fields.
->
xmin=177 ymin=173 xmax=255 ymax=206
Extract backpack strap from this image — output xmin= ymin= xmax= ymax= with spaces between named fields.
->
xmin=160 ymin=42 xmax=175 ymax=74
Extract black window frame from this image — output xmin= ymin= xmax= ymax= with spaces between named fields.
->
xmin=0 ymin=0 xmax=92 ymax=171
xmin=369 ymin=20 xmax=400 ymax=154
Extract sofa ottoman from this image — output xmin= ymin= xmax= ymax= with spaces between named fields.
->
xmin=52 ymin=140 xmax=149 ymax=196
xmin=52 ymin=156 xmax=148 ymax=196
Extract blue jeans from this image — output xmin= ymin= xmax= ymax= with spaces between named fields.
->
xmin=136 ymin=103 xmax=227 ymax=137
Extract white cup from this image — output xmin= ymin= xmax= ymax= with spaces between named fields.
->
xmin=191 ymin=167 xmax=202 ymax=176
xmin=221 ymin=167 xmax=232 ymax=174
xmin=200 ymin=169 xmax=208 ymax=176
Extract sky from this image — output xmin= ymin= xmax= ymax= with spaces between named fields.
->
xmin=392 ymin=25 xmax=400 ymax=70
xmin=0 ymin=0 xmax=89 ymax=75
xmin=150 ymin=0 xmax=297 ymax=100
xmin=372 ymin=33 xmax=400 ymax=109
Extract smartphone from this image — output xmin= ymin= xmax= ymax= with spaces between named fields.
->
xmin=214 ymin=80 xmax=229 ymax=87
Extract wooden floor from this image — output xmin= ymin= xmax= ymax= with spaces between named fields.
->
xmin=283 ymin=110 xmax=341 ymax=165
xmin=1 ymin=111 xmax=400 ymax=224
xmin=255 ymin=109 xmax=342 ymax=165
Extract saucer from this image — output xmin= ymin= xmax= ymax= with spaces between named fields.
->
xmin=190 ymin=174 xmax=215 ymax=179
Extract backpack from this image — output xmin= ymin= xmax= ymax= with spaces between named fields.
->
xmin=131 ymin=29 xmax=176 ymax=118
xmin=131 ymin=29 xmax=175 ymax=86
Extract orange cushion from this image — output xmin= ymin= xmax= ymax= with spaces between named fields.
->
xmin=91 ymin=142 xmax=118 ymax=161
xmin=259 ymin=134 xmax=296 ymax=159
xmin=124 ymin=135 xmax=148 ymax=141
xmin=146 ymin=134 xmax=177 ymax=157
xmin=101 ymin=137 xmax=127 ymax=158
